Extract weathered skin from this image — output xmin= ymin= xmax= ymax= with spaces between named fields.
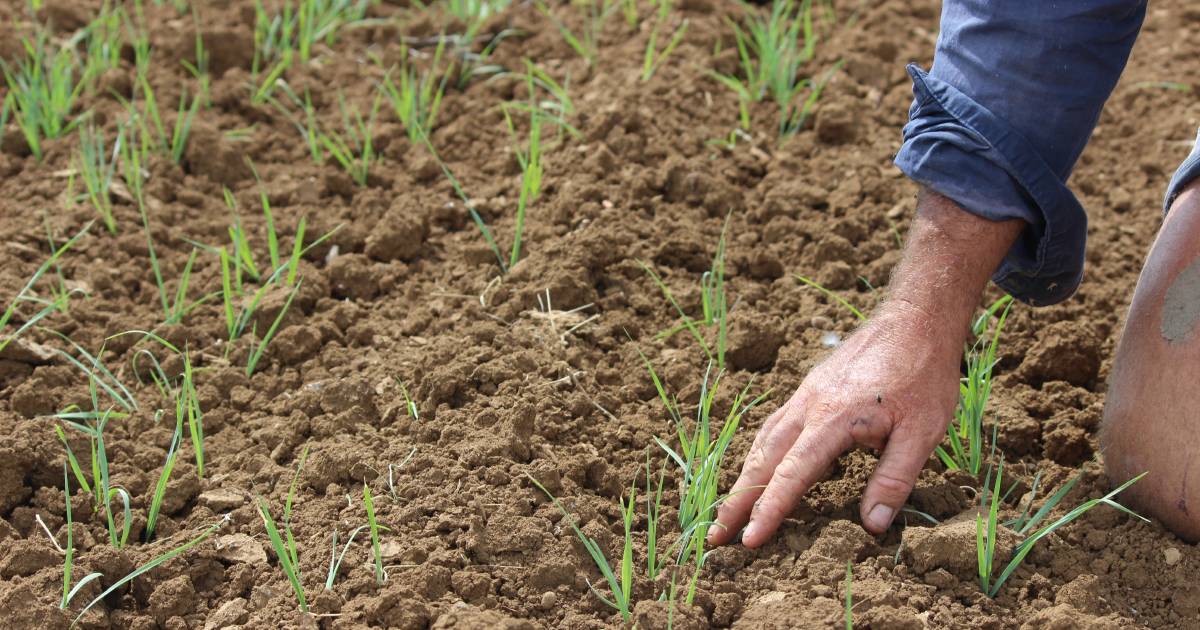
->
xmin=1103 ymin=180 xmax=1200 ymax=542
xmin=709 ymin=190 xmax=1024 ymax=547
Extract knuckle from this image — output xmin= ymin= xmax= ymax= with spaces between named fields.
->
xmin=871 ymin=469 xmax=915 ymax=499
xmin=773 ymin=454 xmax=813 ymax=488
xmin=743 ymin=445 xmax=770 ymax=473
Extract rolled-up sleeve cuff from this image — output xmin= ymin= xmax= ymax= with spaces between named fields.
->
xmin=894 ymin=65 xmax=1087 ymax=306
xmin=1166 ymin=128 xmax=1200 ymax=213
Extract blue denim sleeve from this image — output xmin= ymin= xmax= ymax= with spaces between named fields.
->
xmin=894 ymin=0 xmax=1147 ymax=305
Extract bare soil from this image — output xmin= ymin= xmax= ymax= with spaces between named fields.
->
xmin=1 ymin=0 xmax=1199 ymax=628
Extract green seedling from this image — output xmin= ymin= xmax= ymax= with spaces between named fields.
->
xmin=0 ymin=224 xmax=89 ymax=354
xmin=535 ymin=0 xmax=618 ymax=67
xmin=40 ymin=219 xmax=77 ymax=316
xmin=934 ymin=296 xmax=1012 ymax=475
xmin=75 ymin=123 xmax=121 ymax=233
xmin=126 ymin=3 xmax=153 ymax=82
xmin=646 ymin=220 xmax=730 ymax=368
xmin=503 ymin=61 xmax=579 ymax=140
xmin=414 ymin=130 xmax=505 ymax=271
xmin=845 ymin=560 xmax=853 ymax=629
xmin=211 ymin=220 xmax=334 ymax=376
xmin=118 ymin=112 xmax=202 ymax=325
xmin=711 ymin=0 xmax=839 ymax=138
xmin=180 ymin=11 xmax=212 ymax=107
xmin=976 ymin=462 xmax=1147 ymax=597
xmin=500 ymin=106 xmax=545 ymax=269
xmin=49 ymin=331 xmax=138 ymax=412
xmin=258 ymin=446 xmax=310 ymax=612
xmin=780 ymin=60 xmax=843 ymax=137
xmin=380 ymin=41 xmax=452 ymax=144
xmin=296 ymin=0 xmax=370 ymax=62
xmin=248 ymin=282 xmax=300 ymax=377
xmin=74 ymin=515 xmax=228 ymax=625
xmin=444 ymin=0 xmax=511 ymax=24
xmin=2 ymin=30 xmax=86 ymax=160
xmin=449 ymin=28 xmax=515 ymax=89
xmin=645 ymin=455 xmax=666 ymax=581
xmin=55 ymin=407 xmax=131 ymax=548
xmin=73 ymin=3 xmax=124 ymax=91
xmin=138 ymin=78 xmax=201 ymax=164
xmin=364 ymin=484 xmax=385 ymax=585
xmin=53 ymin=385 xmax=132 ymax=515
xmin=59 ymin=464 xmax=103 ymax=609
xmin=252 ymin=0 xmax=369 ymax=102
xmin=396 ymin=378 xmax=419 ymax=420
xmin=641 ymin=1 xmax=689 ymax=82
xmin=269 ymin=82 xmax=323 ymax=164
xmin=252 ymin=0 xmax=297 ymax=103
xmin=529 ymin=475 xmax=635 ymax=624
xmin=795 ymin=274 xmax=867 ymax=321
xmin=325 ymin=524 xmax=370 ymax=589
xmin=619 ymin=0 xmax=638 ymax=25
xmin=144 ymin=406 xmax=185 ymax=541
xmin=320 ymin=90 xmax=381 ymax=186
xmin=133 ymin=337 xmax=206 ymax=480
xmin=640 ymin=355 xmax=768 ymax=602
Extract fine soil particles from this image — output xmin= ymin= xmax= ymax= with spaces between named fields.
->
xmin=1 ymin=0 xmax=1199 ymax=628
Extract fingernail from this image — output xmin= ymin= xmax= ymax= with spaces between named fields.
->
xmin=706 ymin=524 xmax=720 ymax=542
xmin=867 ymin=504 xmax=895 ymax=531
xmin=742 ymin=521 xmax=759 ymax=544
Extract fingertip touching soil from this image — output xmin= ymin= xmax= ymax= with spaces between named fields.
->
xmin=1 ymin=0 xmax=1199 ymax=628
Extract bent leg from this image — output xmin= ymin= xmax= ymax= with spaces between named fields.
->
xmin=1102 ymin=181 xmax=1200 ymax=542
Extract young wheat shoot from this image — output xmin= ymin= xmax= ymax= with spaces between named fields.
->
xmin=381 ymin=41 xmax=452 ymax=144
xmin=73 ymin=515 xmax=229 ymax=625
xmin=320 ymin=90 xmax=381 ymax=186
xmin=258 ymin=446 xmax=311 ymax=611
xmin=364 ymin=484 xmax=385 ymax=584
xmin=528 ymin=475 xmax=634 ymax=624
xmin=1 ymin=222 xmax=91 ymax=353
xmin=535 ymin=0 xmax=617 ymax=67
xmin=59 ymin=463 xmax=103 ymax=609
xmin=648 ymin=219 xmax=731 ymax=367
xmin=712 ymin=0 xmax=839 ymax=137
xmin=976 ymin=461 xmax=1147 ymax=597
xmin=639 ymin=354 xmax=768 ymax=603
xmin=935 ymin=296 xmax=1013 ymax=475
xmin=1 ymin=30 xmax=85 ymax=160
xmin=76 ymin=123 xmax=121 ymax=233
xmin=641 ymin=1 xmax=689 ymax=82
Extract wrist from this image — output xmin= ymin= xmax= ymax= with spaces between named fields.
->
xmin=880 ymin=189 xmax=1024 ymax=338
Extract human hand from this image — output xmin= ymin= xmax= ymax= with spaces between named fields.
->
xmin=707 ymin=301 xmax=963 ymax=547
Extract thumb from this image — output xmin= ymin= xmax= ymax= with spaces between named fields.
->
xmin=860 ymin=429 xmax=931 ymax=534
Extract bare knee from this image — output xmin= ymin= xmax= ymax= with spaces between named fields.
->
xmin=1102 ymin=401 xmax=1200 ymax=543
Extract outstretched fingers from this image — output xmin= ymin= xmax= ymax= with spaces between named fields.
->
xmin=706 ymin=400 xmax=803 ymax=546
xmin=739 ymin=422 xmax=853 ymax=548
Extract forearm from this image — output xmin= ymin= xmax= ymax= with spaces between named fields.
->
xmin=895 ymin=0 xmax=1145 ymax=305
xmin=880 ymin=189 xmax=1024 ymax=341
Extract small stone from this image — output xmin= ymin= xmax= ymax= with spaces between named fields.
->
xmin=199 ymin=489 xmax=246 ymax=512
xmin=540 ymin=591 xmax=557 ymax=609
xmin=1164 ymin=547 xmax=1182 ymax=566
xmin=809 ymin=315 xmax=834 ymax=330
xmin=0 ymin=338 xmax=55 ymax=364
xmin=214 ymin=533 xmax=267 ymax=565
